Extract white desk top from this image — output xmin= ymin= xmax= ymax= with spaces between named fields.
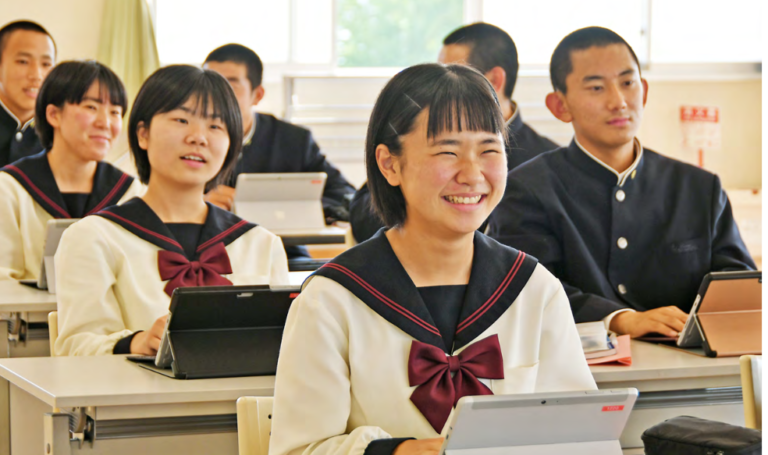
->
xmin=590 ymin=340 xmax=740 ymax=383
xmin=0 ymin=281 xmax=57 ymax=312
xmin=288 ymin=271 xmax=312 ymax=287
xmin=0 ymin=356 xmax=275 ymax=409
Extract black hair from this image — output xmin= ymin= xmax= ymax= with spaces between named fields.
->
xmin=443 ymin=23 xmax=519 ymax=99
xmin=128 ymin=65 xmax=243 ymax=187
xmin=0 ymin=20 xmax=56 ymax=63
xmin=204 ymin=43 xmax=264 ymax=90
xmin=550 ymin=26 xmax=641 ymax=94
xmin=34 ymin=60 xmax=127 ymax=150
xmin=366 ymin=63 xmax=505 ymax=228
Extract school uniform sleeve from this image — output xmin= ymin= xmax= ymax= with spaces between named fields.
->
xmin=0 ymin=173 xmax=25 ymax=280
xmin=300 ymin=133 xmax=355 ymax=212
xmin=349 ymin=183 xmax=384 ymax=244
xmin=534 ymin=270 xmax=597 ymax=392
xmin=54 ymin=219 xmax=133 ymax=356
xmin=487 ymin=173 xmax=626 ymax=321
xmin=710 ymin=177 xmax=756 ymax=271
xmin=270 ymin=280 xmax=392 ymax=455
xmin=269 ymin=233 xmax=291 ymax=286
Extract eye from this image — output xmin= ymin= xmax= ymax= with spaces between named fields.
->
xmin=210 ymin=124 xmax=223 ymax=130
xmin=17 ymin=59 xmax=28 ymax=65
xmin=624 ymin=80 xmax=635 ymax=87
xmin=111 ymin=110 xmax=121 ymax=116
xmin=436 ymin=151 xmax=457 ymax=157
xmin=85 ymin=105 xmax=97 ymax=111
xmin=42 ymin=62 xmax=53 ymax=68
xmin=175 ymin=118 xmax=188 ymax=124
xmin=589 ymin=86 xmax=603 ymax=92
xmin=482 ymin=149 xmax=500 ymax=154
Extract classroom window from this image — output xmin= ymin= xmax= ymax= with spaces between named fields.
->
xmin=650 ymin=0 xmax=762 ymax=63
xmin=154 ymin=0 xmax=291 ymax=64
xmin=481 ymin=0 xmax=648 ymax=66
xmin=335 ymin=0 xmax=464 ymax=67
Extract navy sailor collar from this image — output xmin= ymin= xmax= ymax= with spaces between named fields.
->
xmin=1 ymin=150 xmax=135 ymax=219
xmin=96 ymin=198 xmax=257 ymax=259
xmin=312 ymin=229 xmax=538 ymax=353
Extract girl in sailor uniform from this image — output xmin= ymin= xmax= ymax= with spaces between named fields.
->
xmin=54 ymin=65 xmax=290 ymax=356
xmin=0 ymin=60 xmax=141 ymax=282
xmin=270 ymin=64 xmax=596 ymax=455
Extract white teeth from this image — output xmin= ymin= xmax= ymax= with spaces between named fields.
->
xmin=182 ymin=156 xmax=204 ymax=162
xmin=445 ymin=195 xmax=482 ymax=204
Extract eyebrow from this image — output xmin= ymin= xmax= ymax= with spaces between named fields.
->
xmin=81 ymin=97 xmax=105 ymax=104
xmin=583 ymin=68 xmax=637 ymax=83
xmin=15 ymin=51 xmax=53 ymax=60
xmin=178 ymin=106 xmax=223 ymax=119
xmin=431 ymin=136 xmax=501 ymax=146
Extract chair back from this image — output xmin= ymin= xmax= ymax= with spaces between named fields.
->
xmin=740 ymin=354 xmax=762 ymax=429
xmin=237 ymin=396 xmax=273 ymax=455
xmin=48 ymin=311 xmax=58 ymax=356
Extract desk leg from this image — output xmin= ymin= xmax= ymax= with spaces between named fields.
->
xmin=44 ymin=413 xmax=72 ymax=455
xmin=0 ymin=320 xmax=9 ymax=455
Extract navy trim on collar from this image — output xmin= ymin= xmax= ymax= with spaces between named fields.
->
xmin=312 ymin=229 xmax=538 ymax=352
xmin=96 ymin=198 xmax=257 ymax=259
xmin=0 ymin=150 xmax=135 ymax=219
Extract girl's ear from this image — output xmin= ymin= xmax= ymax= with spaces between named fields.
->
xmin=136 ymin=121 xmax=150 ymax=150
xmin=45 ymin=104 xmax=62 ymax=129
xmin=376 ymin=144 xmax=402 ymax=187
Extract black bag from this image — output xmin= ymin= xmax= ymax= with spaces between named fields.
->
xmin=642 ymin=416 xmax=761 ymax=455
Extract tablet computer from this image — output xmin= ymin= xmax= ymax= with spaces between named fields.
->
xmin=233 ymin=172 xmax=327 ymax=231
xmin=128 ymin=284 xmax=300 ymax=379
xmin=440 ymin=388 xmax=638 ymax=455
xmin=677 ymin=270 xmax=761 ymax=349
xmin=18 ymin=218 xmax=78 ymax=293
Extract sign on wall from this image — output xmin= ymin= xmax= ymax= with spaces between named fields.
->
xmin=680 ymin=105 xmax=721 ymax=168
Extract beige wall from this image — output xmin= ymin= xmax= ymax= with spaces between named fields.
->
xmin=0 ymin=0 xmax=106 ymax=61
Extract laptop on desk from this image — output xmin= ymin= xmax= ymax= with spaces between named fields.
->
xmin=127 ymin=285 xmax=300 ymax=379
xmin=440 ymin=389 xmax=638 ymax=455
xmin=19 ymin=218 xmax=78 ymax=293
xmin=233 ymin=172 xmax=327 ymax=232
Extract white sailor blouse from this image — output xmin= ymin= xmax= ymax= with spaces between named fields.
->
xmin=270 ymin=230 xmax=596 ymax=455
xmin=54 ymin=198 xmax=290 ymax=356
xmin=0 ymin=151 xmax=142 ymax=281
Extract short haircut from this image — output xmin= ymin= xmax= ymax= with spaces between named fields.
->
xmin=550 ymin=26 xmax=641 ymax=94
xmin=366 ymin=63 xmax=506 ymax=228
xmin=35 ymin=60 xmax=127 ymax=150
xmin=0 ymin=20 xmax=56 ymax=63
xmin=128 ymin=65 xmax=243 ymax=188
xmin=204 ymin=44 xmax=263 ymax=90
xmin=443 ymin=23 xmax=519 ymax=99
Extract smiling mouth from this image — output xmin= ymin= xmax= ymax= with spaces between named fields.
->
xmin=444 ymin=195 xmax=484 ymax=204
xmin=181 ymin=155 xmax=206 ymax=163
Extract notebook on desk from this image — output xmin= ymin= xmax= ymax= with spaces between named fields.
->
xmin=18 ymin=218 xmax=78 ymax=293
xmin=127 ymin=285 xmax=300 ymax=379
xmin=233 ymin=172 xmax=327 ymax=232
xmin=440 ymin=389 xmax=638 ymax=455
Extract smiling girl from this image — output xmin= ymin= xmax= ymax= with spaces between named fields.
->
xmin=0 ymin=60 xmax=141 ymax=282
xmin=54 ymin=65 xmax=289 ymax=356
xmin=269 ymin=64 xmax=596 ymax=455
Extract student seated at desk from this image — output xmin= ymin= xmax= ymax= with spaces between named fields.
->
xmin=349 ymin=22 xmax=558 ymax=243
xmin=487 ymin=27 xmax=756 ymax=338
xmin=0 ymin=60 xmax=141 ymax=282
xmin=270 ymin=63 xmax=595 ymax=455
xmin=202 ymin=44 xmax=356 ymax=259
xmin=0 ymin=20 xmax=56 ymax=167
xmin=54 ymin=65 xmax=290 ymax=356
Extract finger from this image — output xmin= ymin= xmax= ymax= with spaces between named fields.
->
xmin=652 ymin=313 xmax=686 ymax=332
xmin=648 ymin=320 xmax=679 ymax=338
xmin=148 ymin=336 xmax=161 ymax=352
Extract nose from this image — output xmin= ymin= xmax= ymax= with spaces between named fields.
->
xmin=455 ymin=155 xmax=485 ymax=187
xmin=93 ymin=107 xmax=109 ymax=129
xmin=27 ymin=61 xmax=45 ymax=82
xmin=185 ymin=121 xmax=209 ymax=146
xmin=606 ymin=82 xmax=628 ymax=111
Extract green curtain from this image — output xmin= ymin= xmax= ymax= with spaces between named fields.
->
xmin=97 ymin=0 xmax=160 ymax=106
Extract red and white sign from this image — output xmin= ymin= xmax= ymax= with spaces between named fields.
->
xmin=680 ymin=105 xmax=721 ymax=167
xmin=602 ymin=405 xmax=625 ymax=412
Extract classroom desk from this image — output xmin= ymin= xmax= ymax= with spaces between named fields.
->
xmin=274 ymin=226 xmax=347 ymax=246
xmin=0 ymin=341 xmax=744 ymax=454
xmin=591 ymin=340 xmax=743 ymax=448
xmin=0 ymin=356 xmax=274 ymax=455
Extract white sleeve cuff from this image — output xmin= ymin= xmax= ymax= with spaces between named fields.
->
xmin=603 ymin=308 xmax=636 ymax=331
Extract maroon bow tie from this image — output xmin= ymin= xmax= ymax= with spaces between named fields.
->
xmin=158 ymin=242 xmax=233 ymax=296
xmin=408 ymin=334 xmax=505 ymax=432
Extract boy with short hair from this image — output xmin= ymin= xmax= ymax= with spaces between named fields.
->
xmin=0 ymin=21 xmax=56 ymax=166
xmin=487 ymin=27 xmax=755 ymax=338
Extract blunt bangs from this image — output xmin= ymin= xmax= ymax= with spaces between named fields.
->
xmin=128 ymin=65 xmax=243 ymax=186
xmin=35 ymin=60 xmax=127 ymax=149
xmin=365 ymin=63 xmax=505 ymax=228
